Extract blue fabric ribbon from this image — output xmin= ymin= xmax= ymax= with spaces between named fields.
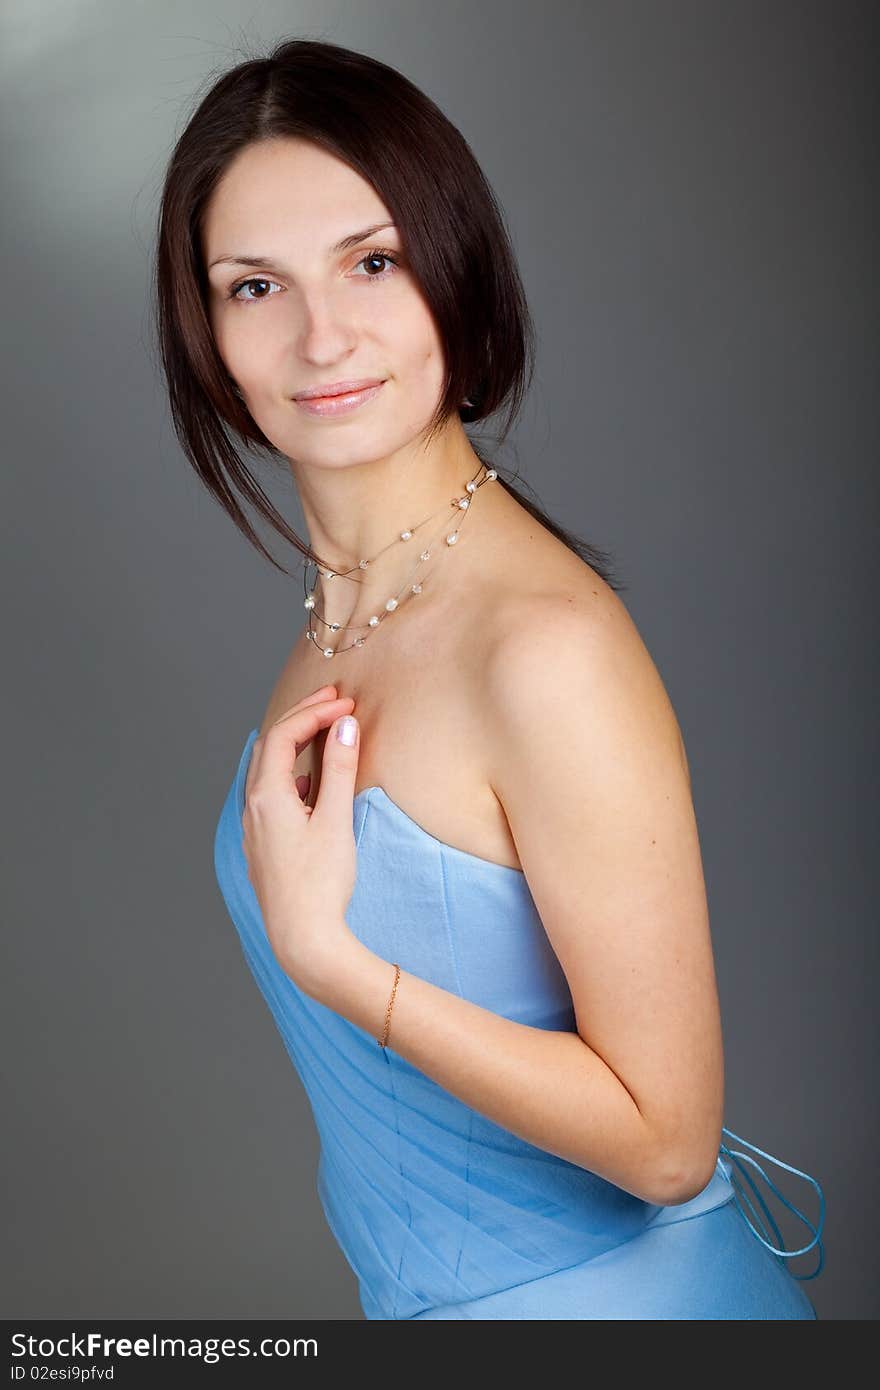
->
xmin=719 ymin=1126 xmax=825 ymax=1280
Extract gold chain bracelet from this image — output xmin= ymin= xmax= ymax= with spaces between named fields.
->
xmin=378 ymin=962 xmax=401 ymax=1048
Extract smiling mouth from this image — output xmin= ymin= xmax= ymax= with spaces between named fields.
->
xmin=294 ymin=378 xmax=386 ymax=401
xmin=293 ymin=381 xmax=386 ymax=415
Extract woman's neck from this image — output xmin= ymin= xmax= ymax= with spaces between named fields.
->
xmin=293 ymin=432 xmax=488 ymax=632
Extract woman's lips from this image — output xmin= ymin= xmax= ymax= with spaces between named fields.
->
xmin=294 ymin=381 xmax=385 ymax=417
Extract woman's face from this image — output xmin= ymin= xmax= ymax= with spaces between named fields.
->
xmin=202 ymin=137 xmax=447 ymax=470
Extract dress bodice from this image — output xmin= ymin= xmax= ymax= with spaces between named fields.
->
xmin=213 ymin=728 xmax=824 ymax=1319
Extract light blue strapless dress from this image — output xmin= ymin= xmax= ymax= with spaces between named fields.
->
xmin=213 ymin=728 xmax=825 ymax=1320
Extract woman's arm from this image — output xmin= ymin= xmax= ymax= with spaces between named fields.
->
xmin=303 ymin=587 xmax=725 ymax=1207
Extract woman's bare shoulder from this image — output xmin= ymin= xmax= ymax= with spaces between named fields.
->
xmin=483 ymin=527 xmax=636 ymax=667
xmin=477 ymin=534 xmax=681 ymax=771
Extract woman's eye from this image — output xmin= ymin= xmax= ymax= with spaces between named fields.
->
xmin=351 ymin=249 xmax=400 ymax=283
xmin=228 ymin=277 xmax=282 ymax=303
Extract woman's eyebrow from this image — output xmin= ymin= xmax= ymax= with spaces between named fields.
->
xmin=208 ymin=222 xmax=396 ymax=270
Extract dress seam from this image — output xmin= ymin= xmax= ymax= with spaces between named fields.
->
xmin=362 ymin=793 xmax=414 ymax=1320
xmin=438 ymin=848 xmax=472 ymax=1287
xmin=405 ymin=1186 xmax=735 ymax=1319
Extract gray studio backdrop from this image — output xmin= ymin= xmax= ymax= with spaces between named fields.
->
xmin=2 ymin=1 xmax=875 ymax=1321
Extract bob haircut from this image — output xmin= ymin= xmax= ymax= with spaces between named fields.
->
xmin=152 ymin=35 xmax=622 ymax=589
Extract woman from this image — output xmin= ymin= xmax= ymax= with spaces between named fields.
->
xmin=156 ymin=37 xmax=825 ymax=1319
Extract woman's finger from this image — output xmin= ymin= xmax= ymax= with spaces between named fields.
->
xmin=255 ymin=696 xmax=355 ymax=800
xmin=311 ymin=712 xmax=360 ymax=830
xmin=249 ymin=685 xmax=346 ymax=785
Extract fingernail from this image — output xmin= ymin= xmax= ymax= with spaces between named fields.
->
xmin=336 ymin=715 xmax=358 ymax=746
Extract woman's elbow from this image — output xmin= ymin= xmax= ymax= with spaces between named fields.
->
xmin=647 ymin=1129 xmax=722 ymax=1206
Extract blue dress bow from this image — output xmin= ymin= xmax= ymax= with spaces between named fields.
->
xmin=719 ymin=1126 xmax=826 ymax=1280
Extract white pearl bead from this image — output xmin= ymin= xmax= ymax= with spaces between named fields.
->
xmin=358 ymin=559 xmax=369 ymax=569
xmin=329 ymin=623 xmax=340 ymax=631
xmin=411 ymin=583 xmax=422 ymax=594
xmin=304 ymin=595 xmax=315 ymax=608
xmin=355 ymin=637 xmax=365 ymax=646
xmin=323 ymin=569 xmax=335 ymax=578
xmin=487 ymin=468 xmax=497 ymax=480
xmin=386 ymin=598 xmax=398 ymax=611
xmin=466 ymin=480 xmax=477 ymax=492
xmin=458 ymin=497 xmax=469 ymax=508
xmin=400 ymin=530 xmax=412 ymax=541
xmin=323 ymin=647 xmax=334 ymax=657
xmin=446 ymin=531 xmax=458 ymax=545
xmin=369 ymin=615 xmax=380 ymax=627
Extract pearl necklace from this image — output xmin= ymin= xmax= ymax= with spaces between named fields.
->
xmin=302 ymin=463 xmax=498 ymax=657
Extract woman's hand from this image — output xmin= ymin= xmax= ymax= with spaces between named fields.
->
xmin=242 ymin=683 xmax=361 ymax=991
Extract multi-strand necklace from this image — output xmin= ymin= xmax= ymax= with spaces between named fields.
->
xmin=301 ymin=462 xmax=498 ymax=657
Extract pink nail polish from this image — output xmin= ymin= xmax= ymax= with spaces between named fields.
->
xmin=336 ymin=715 xmax=358 ymax=746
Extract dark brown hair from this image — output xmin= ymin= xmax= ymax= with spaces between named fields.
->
xmin=152 ymin=36 xmax=624 ymax=590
